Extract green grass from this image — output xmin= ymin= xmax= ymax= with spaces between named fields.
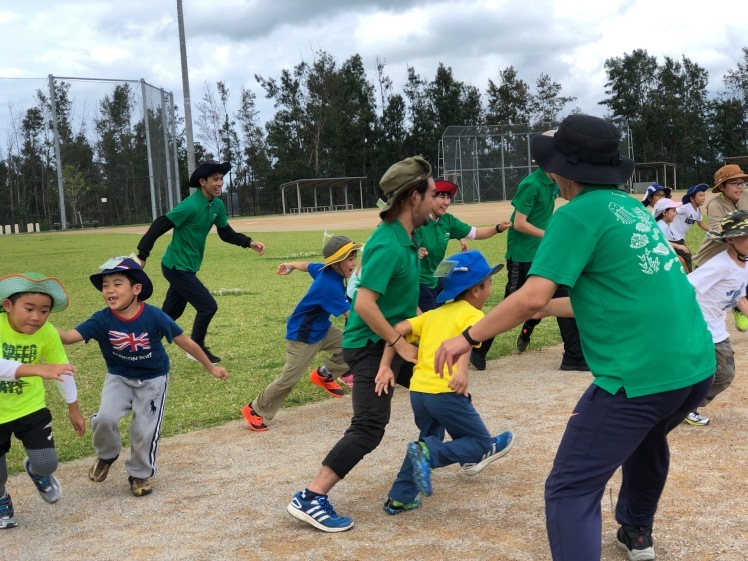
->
xmin=0 ymin=221 xmax=710 ymax=474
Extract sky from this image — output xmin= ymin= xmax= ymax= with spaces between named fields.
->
xmin=1 ymin=0 xmax=746 ymax=152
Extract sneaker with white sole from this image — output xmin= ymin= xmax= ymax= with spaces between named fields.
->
xmin=383 ymin=496 xmax=422 ymax=515
xmin=287 ymin=491 xmax=354 ymax=532
xmin=683 ymin=410 xmax=710 ymax=426
xmin=24 ymin=457 xmax=62 ymax=504
xmin=616 ymin=524 xmax=655 ymax=561
xmin=461 ymin=431 xmax=515 ymax=476
xmin=407 ymin=441 xmax=433 ymax=497
xmin=186 ymin=344 xmax=220 ymax=364
xmin=0 ymin=492 xmax=18 ymax=529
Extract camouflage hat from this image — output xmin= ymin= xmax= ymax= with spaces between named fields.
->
xmin=323 ymin=236 xmax=362 ymax=267
xmin=377 ymin=156 xmax=432 ymax=215
xmin=0 ymin=272 xmax=69 ymax=312
xmin=705 ymin=209 xmax=748 ymax=241
xmin=712 ymin=164 xmax=748 ymax=193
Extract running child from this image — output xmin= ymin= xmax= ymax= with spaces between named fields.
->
xmin=0 ymin=273 xmax=85 ymax=529
xmin=241 ymin=236 xmax=361 ymax=431
xmin=669 ymin=183 xmax=710 ymax=272
xmin=375 ymin=250 xmax=514 ymax=513
xmin=684 ymin=210 xmax=748 ymax=426
xmin=57 ymin=258 xmax=227 ymax=497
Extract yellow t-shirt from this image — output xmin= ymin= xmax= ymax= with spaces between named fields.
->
xmin=0 ymin=314 xmax=68 ymax=424
xmin=407 ymin=300 xmax=484 ymax=394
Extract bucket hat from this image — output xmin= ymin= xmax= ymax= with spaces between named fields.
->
xmin=323 ymin=236 xmax=362 ymax=267
xmin=530 ymin=114 xmax=634 ymax=185
xmin=378 ymin=156 xmax=432 ymax=216
xmin=435 ymin=250 xmax=503 ymax=304
xmin=653 ymin=198 xmax=682 ymax=221
xmin=189 ymin=160 xmax=232 ymax=187
xmin=641 ymin=184 xmax=671 ymax=204
xmin=0 ymin=273 xmax=69 ymax=312
xmin=712 ymin=164 xmax=748 ymax=193
xmin=89 ymin=257 xmax=153 ymax=301
xmin=434 ymin=179 xmax=458 ymax=197
xmin=681 ymin=183 xmax=708 ymax=204
xmin=705 ymin=210 xmax=748 ymax=241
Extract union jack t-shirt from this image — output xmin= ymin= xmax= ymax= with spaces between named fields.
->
xmin=75 ymin=302 xmax=183 ymax=379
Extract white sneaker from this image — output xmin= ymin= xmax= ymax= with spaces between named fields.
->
xmin=461 ymin=431 xmax=514 ymax=476
xmin=683 ymin=410 xmax=710 ymax=426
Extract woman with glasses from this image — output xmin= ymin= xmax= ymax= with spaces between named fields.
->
xmin=641 ymin=183 xmax=671 ymax=215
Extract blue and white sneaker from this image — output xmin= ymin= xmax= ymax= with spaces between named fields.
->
xmin=407 ymin=441 xmax=433 ymax=497
xmin=461 ymin=431 xmax=515 ymax=476
xmin=0 ymin=492 xmax=18 ymax=529
xmin=383 ymin=496 xmax=422 ymax=515
xmin=24 ymin=457 xmax=62 ymax=504
xmin=287 ymin=491 xmax=354 ymax=532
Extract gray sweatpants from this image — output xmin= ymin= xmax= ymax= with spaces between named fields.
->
xmin=90 ymin=373 xmax=168 ymax=479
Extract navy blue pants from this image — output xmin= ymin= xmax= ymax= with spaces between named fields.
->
xmin=161 ymin=264 xmax=217 ymax=346
xmin=388 ymin=391 xmax=493 ymax=503
xmin=545 ymin=376 xmax=713 ymax=560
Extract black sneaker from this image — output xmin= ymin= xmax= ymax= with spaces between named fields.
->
xmin=186 ymin=345 xmax=221 ymax=365
xmin=616 ymin=524 xmax=654 ymax=561
xmin=559 ymin=361 xmax=590 ymax=371
xmin=469 ymin=349 xmax=486 ymax=371
xmin=516 ymin=328 xmax=532 ymax=353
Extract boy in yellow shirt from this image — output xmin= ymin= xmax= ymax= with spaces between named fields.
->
xmin=375 ymin=251 xmax=514 ymax=513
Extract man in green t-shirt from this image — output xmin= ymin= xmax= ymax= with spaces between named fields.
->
xmin=287 ymin=156 xmax=436 ymax=533
xmin=136 ymin=160 xmax=266 ymax=364
xmin=435 ymin=115 xmax=714 ymax=561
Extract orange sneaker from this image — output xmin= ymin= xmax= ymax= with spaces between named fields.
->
xmin=241 ymin=403 xmax=268 ymax=431
xmin=310 ymin=368 xmax=345 ymax=398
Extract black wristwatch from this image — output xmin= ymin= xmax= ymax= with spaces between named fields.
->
xmin=462 ymin=327 xmax=480 ymax=346
xmin=495 ymin=224 xmax=502 ymax=234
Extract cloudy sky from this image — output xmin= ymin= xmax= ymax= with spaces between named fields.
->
xmin=1 ymin=0 xmax=746 ymax=148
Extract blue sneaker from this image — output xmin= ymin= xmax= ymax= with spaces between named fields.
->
xmin=407 ymin=441 xmax=433 ymax=497
xmin=287 ymin=491 xmax=354 ymax=532
xmin=461 ymin=431 xmax=514 ymax=476
xmin=24 ymin=457 xmax=61 ymax=504
xmin=0 ymin=492 xmax=18 ymax=529
xmin=383 ymin=496 xmax=422 ymax=515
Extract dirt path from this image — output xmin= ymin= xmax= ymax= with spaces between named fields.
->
xmin=4 ymin=335 xmax=747 ymax=561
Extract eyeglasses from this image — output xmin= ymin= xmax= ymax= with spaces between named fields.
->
xmin=725 ymin=181 xmax=747 ymax=188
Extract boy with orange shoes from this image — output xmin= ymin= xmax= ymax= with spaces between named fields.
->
xmin=242 ymin=236 xmax=361 ymax=431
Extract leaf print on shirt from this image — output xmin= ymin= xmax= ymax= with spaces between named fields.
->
xmin=638 ymin=248 xmax=661 ymax=275
xmin=630 ymin=233 xmax=648 ymax=249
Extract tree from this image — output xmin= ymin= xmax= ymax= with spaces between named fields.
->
xmin=486 ymin=66 xmax=531 ymax=125
xmin=529 ymin=73 xmax=576 ymax=126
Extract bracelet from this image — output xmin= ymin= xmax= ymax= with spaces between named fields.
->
xmin=387 ymin=334 xmax=402 ymax=347
xmin=462 ymin=327 xmax=480 ymax=346
xmin=495 ymin=224 xmax=504 ymax=234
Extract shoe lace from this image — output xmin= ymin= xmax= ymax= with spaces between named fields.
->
xmin=316 ymin=496 xmax=339 ymax=518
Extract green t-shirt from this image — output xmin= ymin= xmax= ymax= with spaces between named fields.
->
xmin=162 ymin=190 xmax=229 ymax=272
xmin=417 ymin=213 xmax=473 ymax=287
xmin=0 ymin=314 xmax=68 ymax=424
xmin=530 ymin=186 xmax=714 ymax=398
xmin=343 ymin=219 xmax=420 ymax=348
xmin=506 ymin=168 xmax=558 ymax=262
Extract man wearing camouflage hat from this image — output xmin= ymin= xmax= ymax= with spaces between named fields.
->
xmin=288 ymin=156 xmax=436 ymax=532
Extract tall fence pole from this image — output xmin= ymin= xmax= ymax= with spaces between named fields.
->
xmin=169 ymin=92 xmax=182 ymax=204
xmin=140 ymin=79 xmax=158 ymax=221
xmin=48 ymin=75 xmax=67 ymax=229
xmin=160 ymin=89 xmax=175 ymax=211
xmin=176 ymin=0 xmax=196 ymax=192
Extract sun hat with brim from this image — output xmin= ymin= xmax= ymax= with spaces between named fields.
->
xmin=705 ymin=210 xmax=748 ymax=241
xmin=641 ymin=184 xmax=672 ymax=204
xmin=435 ymin=250 xmax=504 ymax=304
xmin=653 ymin=198 xmax=682 ymax=221
xmin=189 ymin=160 xmax=232 ymax=187
xmin=434 ymin=179 xmax=458 ymax=197
xmin=681 ymin=183 xmax=709 ymax=204
xmin=378 ymin=156 xmax=432 ymax=217
xmin=0 ymin=273 xmax=69 ymax=312
xmin=323 ymin=236 xmax=363 ymax=267
xmin=530 ymin=114 xmax=634 ymax=185
xmin=89 ymin=257 xmax=153 ymax=301
xmin=712 ymin=164 xmax=748 ymax=193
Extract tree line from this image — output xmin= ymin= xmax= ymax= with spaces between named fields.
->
xmin=2 ymin=47 xmax=748 ymax=229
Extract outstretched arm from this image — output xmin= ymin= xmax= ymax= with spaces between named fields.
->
xmin=217 ymin=225 xmax=266 ymax=255
xmin=173 ymin=334 xmax=228 ymax=380
xmin=473 ymin=221 xmax=513 ymax=240
xmin=137 ymin=215 xmax=175 ymax=266
xmin=56 ymin=327 xmax=84 ymax=345
xmin=375 ymin=320 xmax=413 ymax=396
xmin=278 ymin=261 xmax=310 ymax=275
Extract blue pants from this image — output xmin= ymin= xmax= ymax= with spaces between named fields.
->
xmin=388 ymin=391 xmax=493 ymax=503
xmin=545 ymin=376 xmax=713 ymax=561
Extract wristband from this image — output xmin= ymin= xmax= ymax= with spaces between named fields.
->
xmin=462 ymin=327 xmax=480 ymax=346
xmin=387 ymin=334 xmax=402 ymax=347
xmin=495 ymin=224 xmax=501 ymax=234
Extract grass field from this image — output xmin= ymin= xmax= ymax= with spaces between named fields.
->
xmin=0 ymin=217 xmax=709 ymax=474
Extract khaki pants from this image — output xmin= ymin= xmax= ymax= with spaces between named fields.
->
xmin=253 ymin=325 xmax=348 ymax=420
xmin=701 ymin=339 xmax=735 ymax=407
